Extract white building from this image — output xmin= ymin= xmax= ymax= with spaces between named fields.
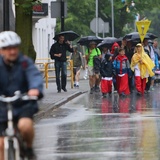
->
xmin=11 ymin=0 xmax=57 ymax=59
xmin=33 ymin=0 xmax=56 ymax=59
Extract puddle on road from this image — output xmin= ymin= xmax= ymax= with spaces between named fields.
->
xmin=34 ymin=90 xmax=160 ymax=160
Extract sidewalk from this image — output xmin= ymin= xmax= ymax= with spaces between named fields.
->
xmin=35 ymin=75 xmax=89 ymax=120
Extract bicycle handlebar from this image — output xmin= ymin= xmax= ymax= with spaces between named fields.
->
xmin=0 ymin=91 xmax=38 ymax=103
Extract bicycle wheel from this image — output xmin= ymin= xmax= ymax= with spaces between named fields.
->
xmin=8 ymin=140 xmax=15 ymax=160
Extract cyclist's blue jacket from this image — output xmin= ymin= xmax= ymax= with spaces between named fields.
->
xmin=0 ymin=54 xmax=43 ymax=122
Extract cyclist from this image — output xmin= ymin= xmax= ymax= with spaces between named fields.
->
xmin=0 ymin=31 xmax=43 ymax=160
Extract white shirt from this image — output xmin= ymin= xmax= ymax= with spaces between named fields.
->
xmin=134 ymin=64 xmax=149 ymax=78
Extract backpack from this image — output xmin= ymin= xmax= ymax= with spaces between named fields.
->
xmin=88 ymin=48 xmax=101 ymax=73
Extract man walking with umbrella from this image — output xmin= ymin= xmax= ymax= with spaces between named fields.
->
xmin=50 ymin=34 xmax=73 ymax=93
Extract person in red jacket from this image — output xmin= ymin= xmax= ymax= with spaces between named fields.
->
xmin=113 ymin=48 xmax=131 ymax=96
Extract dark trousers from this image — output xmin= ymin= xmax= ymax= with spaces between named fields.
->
xmin=145 ymin=76 xmax=151 ymax=91
xmin=128 ymin=72 xmax=134 ymax=92
xmin=55 ymin=61 xmax=67 ymax=91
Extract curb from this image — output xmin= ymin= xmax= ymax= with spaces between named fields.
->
xmin=34 ymin=90 xmax=87 ymax=122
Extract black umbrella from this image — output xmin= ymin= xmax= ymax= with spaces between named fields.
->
xmin=97 ymin=37 xmax=118 ymax=49
xmin=147 ymin=33 xmax=158 ymax=40
xmin=77 ymin=36 xmax=103 ymax=46
xmin=123 ymin=32 xmax=150 ymax=41
xmin=54 ymin=30 xmax=79 ymax=41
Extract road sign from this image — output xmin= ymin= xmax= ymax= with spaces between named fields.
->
xmin=104 ymin=22 xmax=109 ymax=33
xmin=51 ymin=1 xmax=67 ymax=18
xmin=136 ymin=20 xmax=151 ymax=42
xmin=90 ymin=17 xmax=104 ymax=34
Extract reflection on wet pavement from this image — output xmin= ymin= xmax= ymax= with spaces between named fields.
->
xmin=34 ymin=87 xmax=160 ymax=160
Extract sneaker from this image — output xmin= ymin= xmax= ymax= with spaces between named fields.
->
xmin=114 ymin=90 xmax=117 ymax=94
xmin=83 ymin=76 xmax=87 ymax=80
xmin=102 ymin=93 xmax=107 ymax=98
xmin=62 ymin=88 xmax=67 ymax=92
xmin=137 ymin=92 xmax=142 ymax=96
xmin=74 ymin=84 xmax=76 ymax=88
xmin=120 ymin=93 xmax=126 ymax=98
xmin=95 ymin=86 xmax=100 ymax=92
xmin=109 ymin=92 xmax=112 ymax=96
xmin=150 ymin=87 xmax=155 ymax=91
xmin=90 ymin=88 xmax=94 ymax=94
xmin=76 ymin=85 xmax=79 ymax=88
xmin=144 ymin=90 xmax=150 ymax=94
xmin=57 ymin=90 xmax=61 ymax=93
xmin=26 ymin=148 xmax=37 ymax=160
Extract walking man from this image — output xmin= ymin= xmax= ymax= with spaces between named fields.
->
xmin=70 ymin=45 xmax=84 ymax=88
xmin=85 ymin=41 xmax=101 ymax=94
xmin=143 ymin=39 xmax=155 ymax=92
xmin=50 ymin=35 xmax=73 ymax=93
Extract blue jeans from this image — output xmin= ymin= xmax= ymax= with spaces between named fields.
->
xmin=55 ymin=61 xmax=67 ymax=91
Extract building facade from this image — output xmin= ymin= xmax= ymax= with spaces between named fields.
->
xmin=33 ymin=0 xmax=56 ymax=59
xmin=1 ymin=0 xmax=57 ymax=59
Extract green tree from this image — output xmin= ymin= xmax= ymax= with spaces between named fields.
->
xmin=15 ymin=0 xmax=40 ymax=60
xmin=56 ymin=0 xmax=95 ymax=36
xmin=56 ymin=0 xmax=160 ymax=38
xmin=143 ymin=8 xmax=160 ymax=38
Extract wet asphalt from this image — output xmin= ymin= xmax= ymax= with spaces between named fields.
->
xmin=34 ymin=86 xmax=160 ymax=160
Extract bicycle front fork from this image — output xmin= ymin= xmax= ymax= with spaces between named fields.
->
xmin=4 ymin=137 xmax=20 ymax=160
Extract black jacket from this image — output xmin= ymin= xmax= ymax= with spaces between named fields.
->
xmin=100 ymin=59 xmax=115 ymax=78
xmin=124 ymin=46 xmax=134 ymax=63
xmin=50 ymin=42 xmax=73 ymax=62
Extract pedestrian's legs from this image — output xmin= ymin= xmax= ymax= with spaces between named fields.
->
xmin=108 ymin=80 xmax=113 ymax=93
xmin=113 ymin=77 xmax=117 ymax=91
xmin=0 ymin=137 xmax=4 ymax=160
xmin=101 ymin=79 xmax=108 ymax=94
xmin=141 ymin=78 xmax=146 ymax=94
xmin=150 ymin=76 xmax=155 ymax=90
xmin=75 ymin=69 xmax=81 ymax=83
xmin=61 ymin=62 xmax=67 ymax=90
xmin=117 ymin=74 xmax=130 ymax=95
xmin=116 ymin=75 xmax=120 ymax=94
xmin=73 ymin=68 xmax=76 ymax=82
xmin=55 ymin=61 xmax=61 ymax=91
xmin=135 ymin=76 xmax=142 ymax=93
xmin=89 ymin=75 xmax=95 ymax=88
xmin=129 ymin=74 xmax=134 ymax=92
xmin=145 ymin=76 xmax=151 ymax=91
xmin=18 ymin=118 xmax=34 ymax=148
xmin=95 ymin=74 xmax=100 ymax=86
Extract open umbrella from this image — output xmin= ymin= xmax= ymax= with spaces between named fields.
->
xmin=147 ymin=33 xmax=158 ymax=40
xmin=54 ymin=30 xmax=79 ymax=41
xmin=123 ymin=32 xmax=150 ymax=41
xmin=77 ymin=36 xmax=103 ymax=46
xmin=97 ymin=37 xmax=118 ymax=49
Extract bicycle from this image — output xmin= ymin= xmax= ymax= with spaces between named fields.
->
xmin=0 ymin=91 xmax=37 ymax=160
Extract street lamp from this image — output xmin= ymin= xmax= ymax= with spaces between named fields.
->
xmin=61 ymin=0 xmax=65 ymax=31
xmin=95 ymin=0 xmax=98 ymax=36
xmin=131 ymin=1 xmax=135 ymax=7
xmin=3 ymin=0 xmax=10 ymax=30
xmin=111 ymin=0 xmax=114 ymax=37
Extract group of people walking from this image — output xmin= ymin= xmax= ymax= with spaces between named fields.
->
xmin=50 ymin=34 xmax=159 ymax=97
xmin=86 ymin=39 xmax=159 ymax=97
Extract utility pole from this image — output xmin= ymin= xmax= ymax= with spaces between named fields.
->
xmin=111 ymin=0 xmax=114 ymax=37
xmin=3 ymin=0 xmax=10 ymax=31
xmin=95 ymin=0 xmax=98 ymax=36
xmin=61 ymin=0 xmax=65 ymax=31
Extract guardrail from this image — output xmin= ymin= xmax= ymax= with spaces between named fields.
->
xmin=35 ymin=59 xmax=74 ymax=89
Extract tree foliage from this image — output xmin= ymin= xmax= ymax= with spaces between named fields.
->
xmin=143 ymin=8 xmax=160 ymax=38
xmin=14 ymin=0 xmax=40 ymax=60
xmin=56 ymin=0 xmax=95 ymax=36
xmin=56 ymin=0 xmax=160 ymax=38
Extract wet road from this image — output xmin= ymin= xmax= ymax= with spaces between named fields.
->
xmin=34 ymin=87 xmax=160 ymax=160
